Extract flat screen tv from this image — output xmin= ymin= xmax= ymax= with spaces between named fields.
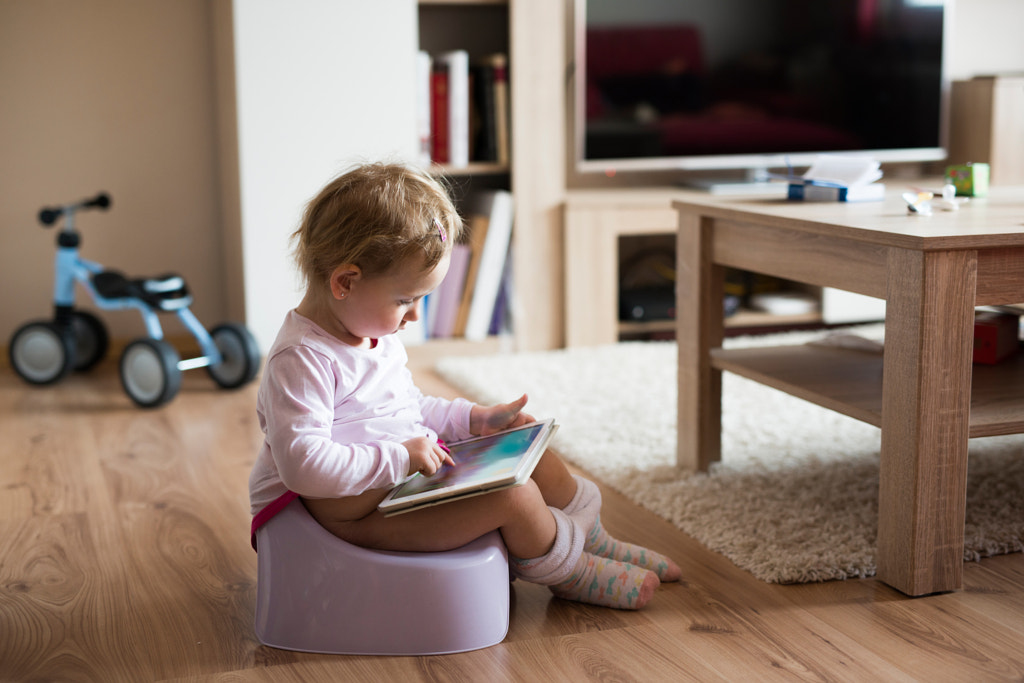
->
xmin=574 ymin=0 xmax=952 ymax=189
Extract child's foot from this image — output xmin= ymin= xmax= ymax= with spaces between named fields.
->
xmin=562 ymin=475 xmax=682 ymax=582
xmin=549 ymin=551 xmax=659 ymax=610
xmin=586 ymin=518 xmax=682 ymax=582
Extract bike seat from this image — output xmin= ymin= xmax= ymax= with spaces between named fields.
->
xmin=92 ymin=270 xmax=192 ymax=311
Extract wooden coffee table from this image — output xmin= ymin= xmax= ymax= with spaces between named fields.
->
xmin=673 ymin=187 xmax=1024 ymax=596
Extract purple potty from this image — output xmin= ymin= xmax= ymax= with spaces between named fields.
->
xmin=253 ymin=498 xmax=510 ymax=655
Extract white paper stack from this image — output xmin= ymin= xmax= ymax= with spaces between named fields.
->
xmin=802 ymin=155 xmax=883 ymax=187
xmin=787 ymin=154 xmax=885 ymax=202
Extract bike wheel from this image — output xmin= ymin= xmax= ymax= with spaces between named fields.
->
xmin=69 ymin=310 xmax=109 ymax=372
xmin=206 ymin=322 xmax=261 ymax=389
xmin=9 ymin=321 xmax=74 ymax=385
xmin=120 ymin=338 xmax=182 ymax=408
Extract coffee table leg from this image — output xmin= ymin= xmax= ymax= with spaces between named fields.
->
xmin=677 ymin=213 xmax=724 ymax=472
xmin=877 ymin=248 xmax=976 ymax=595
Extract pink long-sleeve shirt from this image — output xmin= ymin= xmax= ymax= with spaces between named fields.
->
xmin=248 ymin=310 xmax=474 ymax=516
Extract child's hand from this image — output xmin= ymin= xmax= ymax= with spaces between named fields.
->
xmin=403 ymin=436 xmax=455 ymax=476
xmin=470 ymin=394 xmax=535 ymax=436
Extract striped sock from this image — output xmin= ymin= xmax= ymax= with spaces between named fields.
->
xmin=586 ymin=517 xmax=681 ymax=582
xmin=548 ymin=550 xmax=659 ymax=610
xmin=562 ymin=475 xmax=681 ymax=582
xmin=509 ymin=507 xmax=659 ymax=610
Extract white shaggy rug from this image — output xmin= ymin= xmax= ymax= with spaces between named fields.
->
xmin=436 ymin=327 xmax=1024 ymax=584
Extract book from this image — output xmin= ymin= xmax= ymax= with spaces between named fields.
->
xmin=453 ymin=212 xmax=490 ymax=337
xmin=436 ymin=50 xmax=470 ymax=168
xmin=801 ymin=154 xmax=883 ymax=187
xmin=430 ymin=62 xmax=449 ymax=164
xmin=377 ymin=418 xmax=559 ymax=516
xmin=471 ymin=61 xmax=498 ymax=162
xmin=416 ymin=50 xmax=432 ymax=167
xmin=470 ymin=53 xmax=509 ymax=164
xmin=429 ymin=243 xmax=471 ymax=338
xmin=787 ymin=182 xmax=886 ymax=202
xmin=488 ymin=54 xmax=510 ymax=165
xmin=488 ymin=248 xmax=514 ymax=336
xmin=774 ymin=154 xmax=885 ymax=202
xmin=464 ymin=189 xmax=514 ymax=341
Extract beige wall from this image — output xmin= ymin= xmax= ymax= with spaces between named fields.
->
xmin=0 ymin=0 xmax=227 ymax=347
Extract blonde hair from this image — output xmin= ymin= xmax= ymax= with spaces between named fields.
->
xmin=292 ymin=162 xmax=463 ymax=285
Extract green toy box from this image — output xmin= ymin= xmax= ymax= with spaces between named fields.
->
xmin=945 ymin=162 xmax=990 ymax=197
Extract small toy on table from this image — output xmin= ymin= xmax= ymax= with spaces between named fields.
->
xmin=946 ymin=162 xmax=990 ymax=197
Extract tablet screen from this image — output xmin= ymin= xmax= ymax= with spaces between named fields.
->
xmin=387 ymin=422 xmax=547 ymax=502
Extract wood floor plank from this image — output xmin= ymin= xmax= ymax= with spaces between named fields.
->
xmin=957 ymin=555 xmax=1024 ymax=637
xmin=0 ymin=513 xmax=152 ymax=681
xmin=157 ymin=623 xmax=727 ymax=683
xmin=777 ymin=570 xmax=1024 ymax=680
xmin=590 ymin=479 xmax=922 ymax=682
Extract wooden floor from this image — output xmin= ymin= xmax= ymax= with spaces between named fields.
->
xmin=3 ymin=345 xmax=1024 ymax=682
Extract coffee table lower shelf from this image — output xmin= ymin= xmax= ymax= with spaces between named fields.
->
xmin=711 ymin=344 xmax=1024 ymax=438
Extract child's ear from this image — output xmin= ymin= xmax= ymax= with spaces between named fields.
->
xmin=328 ymin=264 xmax=361 ymax=301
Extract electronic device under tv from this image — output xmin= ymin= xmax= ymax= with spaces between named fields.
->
xmin=573 ymin=0 xmax=952 ymax=192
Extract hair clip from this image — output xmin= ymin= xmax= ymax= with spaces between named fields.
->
xmin=433 ymin=217 xmax=447 ymax=242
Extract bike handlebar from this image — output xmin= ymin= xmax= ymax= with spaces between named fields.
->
xmin=39 ymin=192 xmax=111 ymax=226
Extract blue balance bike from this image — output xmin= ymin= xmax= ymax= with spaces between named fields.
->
xmin=8 ymin=192 xmax=261 ymax=408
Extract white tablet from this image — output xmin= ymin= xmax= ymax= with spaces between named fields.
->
xmin=378 ymin=418 xmax=558 ymax=516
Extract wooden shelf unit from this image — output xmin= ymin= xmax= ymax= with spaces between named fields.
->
xmin=419 ymin=0 xmax=565 ymax=350
xmin=564 ymin=187 xmax=826 ymax=347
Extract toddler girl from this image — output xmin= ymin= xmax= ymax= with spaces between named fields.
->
xmin=248 ymin=162 xmax=680 ymax=610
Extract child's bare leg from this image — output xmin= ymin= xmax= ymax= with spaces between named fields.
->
xmin=303 ymin=481 xmax=659 ymax=610
xmin=530 ymin=449 xmax=578 ymax=509
xmin=304 ymin=480 xmax=555 ymax=559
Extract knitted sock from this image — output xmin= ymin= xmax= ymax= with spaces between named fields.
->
xmin=510 ymin=507 xmax=659 ymax=610
xmin=561 ymin=474 xmax=602 ymax=534
xmin=563 ymin=475 xmax=681 ymax=582
xmin=548 ymin=549 xmax=660 ymax=610
xmin=586 ymin=517 xmax=682 ymax=582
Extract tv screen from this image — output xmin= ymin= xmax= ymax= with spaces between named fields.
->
xmin=574 ymin=0 xmax=950 ymax=178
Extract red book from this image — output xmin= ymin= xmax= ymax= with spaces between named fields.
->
xmin=430 ymin=65 xmax=449 ymax=165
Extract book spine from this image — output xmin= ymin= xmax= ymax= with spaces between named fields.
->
xmin=416 ymin=51 xmax=432 ymax=167
xmin=465 ymin=190 xmax=514 ymax=341
xmin=472 ymin=61 xmax=498 ymax=163
xmin=787 ymin=183 xmax=885 ymax=202
xmin=438 ymin=50 xmax=470 ymax=168
xmin=488 ymin=249 xmax=514 ymax=336
xmin=490 ymin=54 xmax=510 ymax=165
xmin=430 ymin=244 xmax=471 ymax=338
xmin=453 ymin=213 xmax=489 ymax=337
xmin=430 ymin=63 xmax=449 ymax=165
xmin=788 ymin=183 xmax=839 ymax=201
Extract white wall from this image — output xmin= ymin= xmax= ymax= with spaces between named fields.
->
xmin=230 ymin=0 xmax=419 ymax=352
xmin=948 ymin=0 xmax=1024 ymax=80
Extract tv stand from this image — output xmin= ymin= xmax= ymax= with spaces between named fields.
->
xmin=682 ymin=168 xmax=788 ymax=196
xmin=563 ymin=187 xmax=830 ymax=347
